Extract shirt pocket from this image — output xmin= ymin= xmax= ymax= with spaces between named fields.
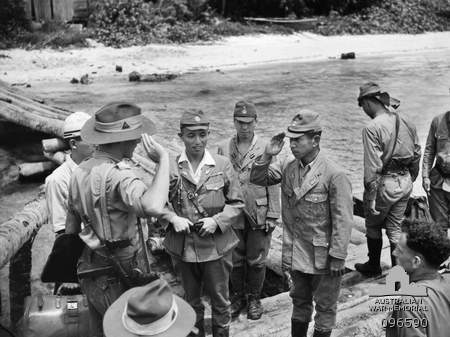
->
xmin=201 ymin=175 xmax=226 ymax=212
xmin=255 ymin=197 xmax=268 ymax=226
xmin=312 ymin=236 xmax=329 ymax=270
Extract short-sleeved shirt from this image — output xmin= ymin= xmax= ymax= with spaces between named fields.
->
xmin=66 ymin=151 xmax=148 ymax=250
xmin=45 ymin=154 xmax=75 ymax=233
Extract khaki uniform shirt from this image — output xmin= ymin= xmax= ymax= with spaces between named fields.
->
xmin=217 ymin=135 xmax=280 ymax=229
xmin=386 ymin=272 xmax=450 ymax=337
xmin=363 ymin=112 xmax=420 ymax=200
xmin=422 ymin=111 xmax=450 ymax=190
xmin=66 ymin=151 xmax=149 ymax=256
xmin=45 ymin=155 xmax=76 ymax=233
xmin=251 ymin=151 xmax=353 ymax=274
xmin=161 ymin=151 xmax=245 ymax=263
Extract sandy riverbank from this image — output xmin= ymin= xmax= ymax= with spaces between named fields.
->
xmin=1 ymin=31 xmax=450 ymax=84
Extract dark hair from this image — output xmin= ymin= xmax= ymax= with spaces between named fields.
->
xmin=402 ymin=221 xmax=450 ymax=268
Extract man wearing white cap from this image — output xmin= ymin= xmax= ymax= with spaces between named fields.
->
xmin=45 ymin=111 xmax=94 ymax=236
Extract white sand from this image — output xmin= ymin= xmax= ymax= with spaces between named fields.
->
xmin=1 ymin=31 xmax=450 ymax=83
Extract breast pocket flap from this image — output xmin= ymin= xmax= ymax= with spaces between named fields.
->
xmin=304 ymin=193 xmax=328 ymax=203
xmin=255 ymin=197 xmax=268 ymax=206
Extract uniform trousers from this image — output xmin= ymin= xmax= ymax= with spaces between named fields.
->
xmin=171 ymin=252 xmax=233 ymax=330
xmin=366 ymin=172 xmax=413 ymax=243
xmin=78 ymin=247 xmax=142 ymax=337
xmin=231 ymin=221 xmax=272 ymax=296
xmin=429 ymin=187 xmax=450 ymax=230
xmin=290 ymin=271 xmax=342 ymax=331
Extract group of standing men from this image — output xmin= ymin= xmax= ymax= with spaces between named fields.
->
xmin=44 ymin=81 xmax=450 ymax=337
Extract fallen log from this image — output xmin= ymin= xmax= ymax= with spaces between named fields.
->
xmin=41 ymin=138 xmax=68 ymax=153
xmin=43 ymin=151 xmax=66 ymax=165
xmin=18 ymin=162 xmax=56 ymax=178
xmin=0 ymin=197 xmax=47 ymax=270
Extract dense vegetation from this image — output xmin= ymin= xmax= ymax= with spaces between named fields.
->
xmin=0 ymin=0 xmax=449 ymax=49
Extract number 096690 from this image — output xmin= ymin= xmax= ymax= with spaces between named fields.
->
xmin=382 ymin=317 xmax=428 ymax=328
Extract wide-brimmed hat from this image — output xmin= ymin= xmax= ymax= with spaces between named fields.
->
xmin=103 ymin=279 xmax=195 ymax=337
xmin=180 ymin=109 xmax=209 ymax=131
xmin=63 ymin=111 xmax=91 ymax=139
xmin=234 ymin=100 xmax=257 ymax=122
xmin=81 ymin=102 xmax=156 ymax=145
xmin=286 ymin=110 xmax=322 ymax=138
xmin=357 ymin=82 xmax=400 ymax=109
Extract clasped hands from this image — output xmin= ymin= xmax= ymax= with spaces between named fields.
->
xmin=171 ymin=215 xmax=218 ymax=237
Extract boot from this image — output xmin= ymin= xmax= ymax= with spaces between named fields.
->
xmin=390 ymin=242 xmax=397 ymax=267
xmin=312 ymin=329 xmax=332 ymax=337
xmin=212 ymin=325 xmax=229 ymax=337
xmin=355 ymin=237 xmax=382 ymax=277
xmin=247 ymin=295 xmax=263 ymax=320
xmin=291 ymin=320 xmax=309 ymax=337
xmin=230 ymin=266 xmax=246 ymax=318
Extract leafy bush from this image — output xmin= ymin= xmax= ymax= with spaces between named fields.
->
xmin=0 ymin=0 xmax=27 ymax=35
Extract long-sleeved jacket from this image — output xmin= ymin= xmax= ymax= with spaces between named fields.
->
xmin=422 ymin=111 xmax=450 ymax=189
xmin=161 ymin=151 xmax=245 ymax=263
xmin=363 ymin=112 xmax=421 ymax=200
xmin=217 ymin=135 xmax=280 ymax=229
xmin=250 ymin=151 xmax=353 ymax=274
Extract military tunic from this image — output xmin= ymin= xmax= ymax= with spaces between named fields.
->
xmin=160 ymin=150 xmax=244 ymax=331
xmin=422 ymin=111 xmax=450 ymax=229
xmin=250 ymin=151 xmax=353 ymax=329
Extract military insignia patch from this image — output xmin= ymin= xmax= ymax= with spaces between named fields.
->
xmin=122 ymin=121 xmax=130 ymax=129
xmin=242 ymin=106 xmax=247 ymax=114
xmin=194 ymin=116 xmax=201 ymax=122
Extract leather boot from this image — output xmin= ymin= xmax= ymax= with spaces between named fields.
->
xmin=291 ymin=320 xmax=309 ymax=337
xmin=230 ymin=266 xmax=246 ymax=318
xmin=312 ymin=329 xmax=332 ymax=337
xmin=247 ymin=295 xmax=263 ymax=320
xmin=390 ymin=242 xmax=397 ymax=267
xmin=212 ymin=325 xmax=229 ymax=337
xmin=355 ymin=237 xmax=382 ymax=277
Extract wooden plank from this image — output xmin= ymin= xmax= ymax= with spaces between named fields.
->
xmin=34 ymin=0 xmax=52 ymax=21
xmin=53 ymin=0 xmax=74 ymax=21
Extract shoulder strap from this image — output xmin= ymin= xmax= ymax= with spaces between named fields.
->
xmin=383 ymin=112 xmax=400 ymax=167
xmin=99 ymin=164 xmax=116 ymax=242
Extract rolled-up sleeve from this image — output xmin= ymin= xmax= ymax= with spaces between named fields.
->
xmin=329 ymin=171 xmax=353 ymax=259
xmin=212 ymin=159 xmax=245 ymax=233
xmin=45 ymin=175 xmax=69 ymax=233
xmin=362 ymin=126 xmax=383 ymax=201
xmin=422 ymin=117 xmax=438 ymax=179
xmin=115 ymin=171 xmax=148 ymax=217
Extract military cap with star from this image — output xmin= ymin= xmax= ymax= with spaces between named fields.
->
xmin=234 ymin=100 xmax=257 ymax=122
xmin=286 ymin=109 xmax=322 ymax=138
xmin=180 ymin=109 xmax=210 ymax=130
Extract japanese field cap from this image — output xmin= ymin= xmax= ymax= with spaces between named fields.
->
xmin=286 ymin=110 xmax=322 ymax=138
xmin=358 ymin=82 xmax=400 ymax=109
xmin=63 ymin=111 xmax=91 ymax=139
xmin=81 ymin=102 xmax=156 ymax=144
xmin=104 ymin=279 xmax=196 ymax=337
xmin=234 ymin=100 xmax=257 ymax=122
xmin=180 ymin=109 xmax=209 ymax=130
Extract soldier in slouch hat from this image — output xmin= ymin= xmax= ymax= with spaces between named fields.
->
xmin=65 ymin=102 xmax=170 ymax=337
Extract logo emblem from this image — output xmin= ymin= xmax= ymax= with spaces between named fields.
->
xmin=122 ymin=122 xmax=130 ymax=129
xmin=194 ymin=116 xmax=201 ymax=122
xmin=242 ymin=106 xmax=247 ymax=114
xmin=369 ymin=266 xmax=427 ymax=297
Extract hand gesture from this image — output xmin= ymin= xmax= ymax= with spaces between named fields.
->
xmin=265 ymin=133 xmax=285 ymax=157
xmin=171 ymin=216 xmax=192 ymax=234
xmin=422 ymin=177 xmax=431 ymax=194
xmin=329 ymin=257 xmax=346 ymax=277
xmin=141 ymin=134 xmax=168 ymax=163
xmin=197 ymin=217 xmax=218 ymax=237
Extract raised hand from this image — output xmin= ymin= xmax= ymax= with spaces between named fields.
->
xmin=141 ymin=134 xmax=168 ymax=163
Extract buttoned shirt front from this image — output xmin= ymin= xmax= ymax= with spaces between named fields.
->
xmin=45 ymin=154 xmax=76 ymax=233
